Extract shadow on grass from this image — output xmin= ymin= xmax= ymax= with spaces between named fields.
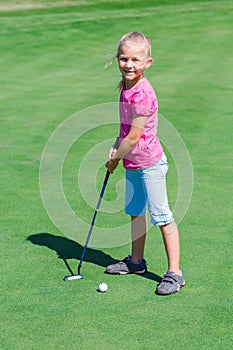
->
xmin=27 ymin=233 xmax=162 ymax=283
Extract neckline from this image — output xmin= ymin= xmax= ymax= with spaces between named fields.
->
xmin=123 ymin=77 xmax=145 ymax=91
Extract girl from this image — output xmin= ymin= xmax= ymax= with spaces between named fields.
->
xmin=105 ymin=32 xmax=185 ymax=295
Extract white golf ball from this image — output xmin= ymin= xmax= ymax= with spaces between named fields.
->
xmin=98 ymin=282 xmax=108 ymax=292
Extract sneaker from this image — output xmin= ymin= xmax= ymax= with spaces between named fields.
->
xmin=105 ymin=256 xmax=147 ymax=275
xmin=155 ymin=271 xmax=185 ymax=295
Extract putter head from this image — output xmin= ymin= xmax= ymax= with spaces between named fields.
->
xmin=63 ymin=274 xmax=84 ymax=281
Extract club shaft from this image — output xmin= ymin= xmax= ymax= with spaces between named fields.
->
xmin=78 ymin=170 xmax=110 ymax=274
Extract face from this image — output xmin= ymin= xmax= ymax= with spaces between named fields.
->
xmin=118 ymin=44 xmax=152 ymax=89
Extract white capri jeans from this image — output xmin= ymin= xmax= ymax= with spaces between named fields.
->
xmin=125 ymin=154 xmax=174 ymax=226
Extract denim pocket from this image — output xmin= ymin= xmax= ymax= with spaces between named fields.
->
xmin=158 ymin=154 xmax=169 ymax=175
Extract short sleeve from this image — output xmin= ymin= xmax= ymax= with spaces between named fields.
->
xmin=130 ymin=88 xmax=157 ymax=117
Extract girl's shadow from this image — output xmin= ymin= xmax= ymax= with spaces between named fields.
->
xmin=27 ymin=233 xmax=162 ymax=282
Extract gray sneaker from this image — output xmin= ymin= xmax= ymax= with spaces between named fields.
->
xmin=156 ymin=271 xmax=185 ymax=295
xmin=105 ymin=256 xmax=147 ymax=275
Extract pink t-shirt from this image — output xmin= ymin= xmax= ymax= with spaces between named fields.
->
xmin=119 ymin=78 xmax=163 ymax=169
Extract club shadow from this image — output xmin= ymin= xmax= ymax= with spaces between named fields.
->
xmin=27 ymin=233 xmax=162 ymax=282
xmin=27 ymin=232 xmax=117 ymax=268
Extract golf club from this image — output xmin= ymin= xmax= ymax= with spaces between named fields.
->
xmin=64 ymin=170 xmax=110 ymax=281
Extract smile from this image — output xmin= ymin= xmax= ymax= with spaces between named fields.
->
xmin=124 ymin=70 xmax=136 ymax=74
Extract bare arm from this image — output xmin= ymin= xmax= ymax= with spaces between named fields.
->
xmin=106 ymin=116 xmax=147 ymax=173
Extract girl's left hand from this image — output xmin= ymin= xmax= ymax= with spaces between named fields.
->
xmin=108 ymin=146 xmax=118 ymax=160
xmin=105 ymin=158 xmax=119 ymax=174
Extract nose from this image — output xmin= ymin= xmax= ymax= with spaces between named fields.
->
xmin=125 ymin=59 xmax=133 ymax=68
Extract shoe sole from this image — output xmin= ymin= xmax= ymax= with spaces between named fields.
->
xmin=106 ymin=269 xmax=147 ymax=275
xmin=155 ymin=282 xmax=185 ymax=296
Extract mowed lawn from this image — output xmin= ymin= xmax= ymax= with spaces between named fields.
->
xmin=0 ymin=1 xmax=232 ymax=349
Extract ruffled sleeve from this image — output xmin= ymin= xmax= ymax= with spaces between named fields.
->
xmin=130 ymin=88 xmax=157 ymax=117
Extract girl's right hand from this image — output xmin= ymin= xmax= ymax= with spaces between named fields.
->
xmin=106 ymin=158 xmax=119 ymax=174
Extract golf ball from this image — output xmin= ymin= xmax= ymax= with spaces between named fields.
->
xmin=98 ymin=282 xmax=108 ymax=292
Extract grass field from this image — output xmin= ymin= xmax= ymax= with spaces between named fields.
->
xmin=0 ymin=0 xmax=232 ymax=349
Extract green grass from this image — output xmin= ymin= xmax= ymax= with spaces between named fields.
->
xmin=1 ymin=0 xmax=233 ymax=349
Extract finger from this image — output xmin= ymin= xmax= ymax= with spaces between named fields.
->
xmin=105 ymin=162 xmax=113 ymax=174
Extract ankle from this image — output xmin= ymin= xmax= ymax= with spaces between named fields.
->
xmin=130 ymin=256 xmax=143 ymax=264
xmin=168 ymin=269 xmax=182 ymax=276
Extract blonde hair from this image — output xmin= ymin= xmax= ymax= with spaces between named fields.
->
xmin=110 ymin=32 xmax=152 ymax=89
xmin=117 ymin=32 xmax=151 ymax=59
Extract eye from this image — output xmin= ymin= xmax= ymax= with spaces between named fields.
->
xmin=119 ymin=57 xmax=127 ymax=62
xmin=132 ymin=57 xmax=142 ymax=63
